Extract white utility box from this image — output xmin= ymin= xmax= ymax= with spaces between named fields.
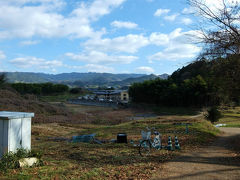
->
xmin=0 ymin=111 xmax=34 ymax=158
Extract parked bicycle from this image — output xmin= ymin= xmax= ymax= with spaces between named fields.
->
xmin=139 ymin=127 xmax=161 ymax=156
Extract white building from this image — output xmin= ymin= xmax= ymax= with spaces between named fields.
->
xmin=0 ymin=111 xmax=34 ymax=158
xmin=94 ymin=90 xmax=129 ymax=102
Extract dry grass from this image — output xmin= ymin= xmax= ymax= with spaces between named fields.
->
xmin=1 ymin=119 xmax=216 ymax=179
xmin=0 ymin=90 xmax=220 ymax=179
xmin=0 ymin=90 xmax=141 ymax=125
xmin=1 ymin=111 xmax=219 ymax=179
xmin=65 ymin=104 xmax=114 ymax=113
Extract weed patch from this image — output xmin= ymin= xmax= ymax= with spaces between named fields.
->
xmin=0 ymin=149 xmax=43 ymax=172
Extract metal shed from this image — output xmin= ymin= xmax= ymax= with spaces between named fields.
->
xmin=0 ymin=111 xmax=34 ymax=158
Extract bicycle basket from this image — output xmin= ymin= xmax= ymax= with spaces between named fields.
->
xmin=141 ymin=131 xmax=151 ymax=140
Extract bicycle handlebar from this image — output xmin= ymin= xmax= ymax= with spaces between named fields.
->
xmin=144 ymin=127 xmax=159 ymax=134
xmin=145 ymin=126 xmax=156 ymax=130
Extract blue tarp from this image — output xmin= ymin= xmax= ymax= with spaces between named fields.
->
xmin=72 ymin=133 xmax=96 ymax=143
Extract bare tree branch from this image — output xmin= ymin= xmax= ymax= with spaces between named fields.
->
xmin=188 ymin=0 xmax=240 ymax=58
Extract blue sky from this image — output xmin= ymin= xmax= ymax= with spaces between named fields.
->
xmin=0 ymin=0 xmax=203 ymax=75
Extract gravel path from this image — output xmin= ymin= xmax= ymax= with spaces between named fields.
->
xmin=153 ymin=128 xmax=240 ymax=180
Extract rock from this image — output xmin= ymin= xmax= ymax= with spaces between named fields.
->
xmin=19 ymin=157 xmax=39 ymax=167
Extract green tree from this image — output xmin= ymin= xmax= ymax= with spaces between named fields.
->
xmin=0 ymin=73 xmax=6 ymax=88
xmin=205 ymin=106 xmax=222 ymax=123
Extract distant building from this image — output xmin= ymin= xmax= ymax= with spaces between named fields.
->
xmin=94 ymin=90 xmax=129 ymax=103
xmin=120 ymin=91 xmax=129 ymax=103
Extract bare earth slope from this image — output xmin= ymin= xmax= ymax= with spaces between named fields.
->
xmin=153 ymin=127 xmax=240 ymax=180
xmin=0 ymin=89 xmax=83 ymax=123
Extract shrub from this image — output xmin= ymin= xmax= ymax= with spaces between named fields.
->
xmin=70 ymin=88 xmax=82 ymax=94
xmin=205 ymin=106 xmax=222 ymax=123
xmin=0 ymin=148 xmax=43 ymax=172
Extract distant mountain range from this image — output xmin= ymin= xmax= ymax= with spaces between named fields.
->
xmin=5 ymin=72 xmax=169 ymax=87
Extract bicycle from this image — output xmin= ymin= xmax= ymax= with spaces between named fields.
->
xmin=139 ymin=127 xmax=161 ymax=156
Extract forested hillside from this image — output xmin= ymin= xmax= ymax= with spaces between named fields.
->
xmin=129 ymin=55 xmax=240 ymax=107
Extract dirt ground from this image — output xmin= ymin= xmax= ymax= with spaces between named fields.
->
xmin=153 ymin=127 xmax=240 ymax=180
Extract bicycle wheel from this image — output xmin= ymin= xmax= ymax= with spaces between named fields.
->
xmin=139 ymin=140 xmax=151 ymax=156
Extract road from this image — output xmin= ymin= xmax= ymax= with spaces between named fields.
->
xmin=153 ymin=127 xmax=240 ymax=180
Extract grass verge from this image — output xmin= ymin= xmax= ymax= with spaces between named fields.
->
xmin=216 ymin=106 xmax=240 ymax=127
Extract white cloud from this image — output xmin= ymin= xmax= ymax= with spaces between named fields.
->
xmin=84 ymin=64 xmax=114 ymax=73
xmin=64 ymin=64 xmax=114 ymax=73
xmin=0 ymin=51 xmax=6 ymax=59
xmin=82 ymin=28 xmax=201 ymax=63
xmin=65 ymin=51 xmax=138 ymax=65
xmin=20 ymin=40 xmax=40 ymax=46
xmin=148 ymin=28 xmax=202 ymax=62
xmin=181 ymin=18 xmax=193 ymax=25
xmin=154 ymin=9 xmax=170 ymax=17
xmin=135 ymin=66 xmax=154 ymax=74
xmin=84 ymin=34 xmax=149 ymax=53
xmin=71 ymin=0 xmax=126 ymax=21
xmin=149 ymin=44 xmax=201 ymax=61
xmin=1 ymin=0 xmax=65 ymax=9
xmin=149 ymin=33 xmax=169 ymax=45
xmin=164 ymin=14 xmax=179 ymax=21
xmin=182 ymin=7 xmax=195 ymax=14
xmin=111 ymin=21 xmax=138 ymax=29
xmin=0 ymin=0 xmax=126 ymax=39
xmin=169 ymin=28 xmax=184 ymax=40
xmin=10 ymin=57 xmax=63 ymax=69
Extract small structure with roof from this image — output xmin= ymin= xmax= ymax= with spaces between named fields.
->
xmin=0 ymin=111 xmax=34 ymax=158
